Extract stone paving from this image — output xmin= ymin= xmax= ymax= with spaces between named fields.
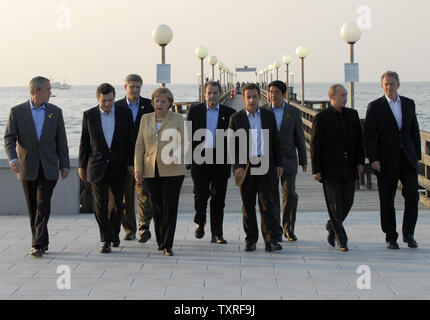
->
xmin=1 ymin=206 xmax=429 ymax=300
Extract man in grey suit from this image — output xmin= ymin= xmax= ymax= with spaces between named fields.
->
xmin=262 ymin=81 xmax=307 ymax=242
xmin=4 ymin=76 xmax=70 ymax=257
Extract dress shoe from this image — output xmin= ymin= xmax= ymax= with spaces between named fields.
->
xmin=100 ymin=241 xmax=111 ymax=253
xmin=284 ymin=232 xmax=297 ymax=242
xmin=195 ymin=224 xmax=205 ymax=239
xmin=386 ymin=240 xmax=400 ymax=250
xmin=123 ymin=233 xmax=136 ymax=241
xmin=29 ymin=247 xmax=43 ymax=258
xmin=111 ymin=241 xmax=120 ymax=247
xmin=265 ymin=242 xmax=283 ymax=252
xmin=211 ymin=236 xmax=227 ymax=244
xmin=41 ymin=246 xmax=49 ymax=254
xmin=164 ymin=248 xmax=174 ymax=256
xmin=244 ymin=243 xmax=256 ymax=252
xmin=138 ymin=230 xmax=151 ymax=243
xmin=403 ymin=236 xmax=418 ymax=248
xmin=327 ymin=232 xmax=336 ymax=247
xmin=338 ymin=244 xmax=348 ymax=252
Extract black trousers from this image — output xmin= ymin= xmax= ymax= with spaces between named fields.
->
xmin=322 ymin=165 xmax=356 ymax=246
xmin=91 ymin=165 xmax=125 ymax=243
xmin=22 ymin=165 xmax=57 ymax=248
xmin=376 ymin=152 xmax=419 ymax=242
xmin=121 ymin=170 xmax=153 ymax=236
xmin=272 ymin=172 xmax=298 ymax=238
xmin=240 ymin=172 xmax=278 ymax=246
xmin=191 ymin=164 xmax=228 ymax=237
xmin=145 ymin=166 xmax=184 ymax=250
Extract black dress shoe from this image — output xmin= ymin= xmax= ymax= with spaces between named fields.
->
xmin=284 ymin=232 xmax=297 ymax=242
xmin=265 ymin=242 xmax=283 ymax=252
xmin=164 ymin=248 xmax=174 ymax=256
xmin=211 ymin=236 xmax=227 ymax=244
xmin=111 ymin=241 xmax=120 ymax=247
xmin=327 ymin=232 xmax=336 ymax=247
xmin=100 ymin=241 xmax=111 ymax=253
xmin=41 ymin=246 xmax=49 ymax=254
xmin=123 ymin=233 xmax=136 ymax=241
xmin=138 ymin=230 xmax=151 ymax=243
xmin=29 ymin=247 xmax=43 ymax=258
xmin=245 ymin=243 xmax=256 ymax=252
xmin=386 ymin=240 xmax=400 ymax=250
xmin=403 ymin=236 xmax=418 ymax=248
xmin=195 ymin=224 xmax=205 ymax=239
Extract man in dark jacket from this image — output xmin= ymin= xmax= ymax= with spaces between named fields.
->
xmin=311 ymin=84 xmax=365 ymax=252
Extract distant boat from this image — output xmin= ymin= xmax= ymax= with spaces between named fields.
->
xmin=50 ymin=78 xmax=72 ymax=90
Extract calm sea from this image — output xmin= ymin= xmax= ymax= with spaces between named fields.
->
xmin=1 ymin=82 xmax=429 ymax=158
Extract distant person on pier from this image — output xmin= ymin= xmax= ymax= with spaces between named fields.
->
xmin=4 ymin=76 xmax=70 ymax=258
xmin=115 ymin=74 xmax=154 ymax=243
xmin=187 ymin=81 xmax=236 ymax=244
xmin=262 ymin=80 xmax=307 ymax=242
xmin=229 ymin=83 xmax=284 ymax=252
xmin=78 ymin=83 xmax=134 ymax=254
xmin=134 ymin=88 xmax=186 ymax=256
xmin=310 ymin=84 xmax=364 ymax=252
xmin=364 ymin=71 xmax=421 ymax=250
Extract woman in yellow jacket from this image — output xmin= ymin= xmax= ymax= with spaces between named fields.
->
xmin=134 ymin=87 xmax=186 ymax=256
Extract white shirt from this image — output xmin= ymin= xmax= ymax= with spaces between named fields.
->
xmin=385 ymin=95 xmax=402 ymax=130
xmin=99 ymin=106 xmax=115 ymax=149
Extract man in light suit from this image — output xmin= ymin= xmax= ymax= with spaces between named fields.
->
xmin=262 ymin=80 xmax=307 ymax=242
xmin=78 ymin=83 xmax=134 ymax=254
xmin=364 ymin=71 xmax=421 ymax=249
xmin=115 ymin=74 xmax=154 ymax=242
xmin=4 ymin=76 xmax=70 ymax=258
xmin=187 ymin=81 xmax=236 ymax=244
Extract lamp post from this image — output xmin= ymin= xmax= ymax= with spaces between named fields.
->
xmin=341 ymin=22 xmax=361 ymax=109
xmin=217 ymin=61 xmax=224 ymax=89
xmin=296 ymin=46 xmax=308 ymax=105
xmin=208 ymin=56 xmax=218 ymax=81
xmin=268 ymin=64 xmax=275 ymax=82
xmin=282 ymin=55 xmax=292 ymax=100
xmin=222 ymin=65 xmax=227 ymax=93
xmin=273 ymin=61 xmax=280 ymax=80
xmin=152 ymin=24 xmax=173 ymax=87
xmin=195 ymin=46 xmax=208 ymax=103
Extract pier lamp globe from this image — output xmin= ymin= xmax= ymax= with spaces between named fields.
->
xmin=282 ymin=55 xmax=292 ymax=94
xmin=268 ymin=64 xmax=274 ymax=82
xmin=341 ymin=22 xmax=361 ymax=109
xmin=208 ymin=56 xmax=218 ymax=81
xmin=296 ymin=46 xmax=308 ymax=105
xmin=273 ymin=61 xmax=281 ymax=80
xmin=195 ymin=46 xmax=209 ymax=102
xmin=152 ymin=24 xmax=173 ymax=87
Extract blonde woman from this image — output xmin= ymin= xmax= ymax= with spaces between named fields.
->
xmin=134 ymin=88 xmax=185 ymax=256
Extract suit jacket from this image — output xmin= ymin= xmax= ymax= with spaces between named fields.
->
xmin=364 ymin=95 xmax=421 ymax=176
xmin=187 ymin=103 xmax=236 ymax=178
xmin=135 ymin=111 xmax=186 ymax=178
xmin=78 ymin=106 xmax=134 ymax=183
xmin=310 ymin=105 xmax=365 ymax=181
xmin=4 ymin=101 xmax=70 ymax=181
xmin=115 ymin=96 xmax=153 ymax=148
xmin=262 ymin=102 xmax=307 ymax=175
xmin=228 ymin=107 xmax=283 ymax=182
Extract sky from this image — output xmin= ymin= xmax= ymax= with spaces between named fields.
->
xmin=0 ymin=0 xmax=429 ymax=86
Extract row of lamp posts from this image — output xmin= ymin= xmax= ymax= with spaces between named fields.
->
xmin=152 ymin=22 xmax=361 ymax=107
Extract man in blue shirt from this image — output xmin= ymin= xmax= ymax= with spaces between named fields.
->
xmin=187 ymin=82 xmax=236 ymax=244
xmin=115 ymin=75 xmax=154 ymax=242
xmin=4 ymin=76 xmax=70 ymax=257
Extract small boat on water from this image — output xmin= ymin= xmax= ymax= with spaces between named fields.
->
xmin=50 ymin=78 xmax=72 ymax=90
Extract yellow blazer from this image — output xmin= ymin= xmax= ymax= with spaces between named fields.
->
xmin=135 ymin=111 xmax=186 ymax=178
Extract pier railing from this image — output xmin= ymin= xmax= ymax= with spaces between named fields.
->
xmin=418 ymin=130 xmax=430 ymax=206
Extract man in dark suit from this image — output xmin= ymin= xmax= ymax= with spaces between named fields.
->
xmin=229 ymin=83 xmax=284 ymax=252
xmin=115 ymin=74 xmax=154 ymax=242
xmin=262 ymin=80 xmax=307 ymax=242
xmin=78 ymin=83 xmax=134 ymax=254
xmin=187 ymin=81 xmax=236 ymax=244
xmin=4 ymin=76 xmax=70 ymax=257
xmin=364 ymin=71 xmax=421 ymax=249
xmin=311 ymin=84 xmax=365 ymax=252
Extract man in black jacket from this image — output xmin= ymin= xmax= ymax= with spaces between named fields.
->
xmin=364 ymin=71 xmax=421 ymax=249
xmin=78 ymin=83 xmax=134 ymax=253
xmin=229 ymin=83 xmax=284 ymax=252
xmin=311 ymin=84 xmax=364 ymax=252
xmin=187 ymin=81 xmax=236 ymax=243
xmin=115 ymin=74 xmax=154 ymax=242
